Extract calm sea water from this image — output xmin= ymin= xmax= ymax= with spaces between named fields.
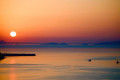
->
xmin=0 ymin=48 xmax=120 ymax=80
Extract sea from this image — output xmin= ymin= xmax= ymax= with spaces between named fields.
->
xmin=0 ymin=47 xmax=120 ymax=80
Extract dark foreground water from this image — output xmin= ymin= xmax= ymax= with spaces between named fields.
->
xmin=0 ymin=48 xmax=120 ymax=80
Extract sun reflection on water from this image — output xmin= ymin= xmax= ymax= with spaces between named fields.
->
xmin=10 ymin=67 xmax=16 ymax=80
xmin=10 ymin=59 xmax=16 ymax=80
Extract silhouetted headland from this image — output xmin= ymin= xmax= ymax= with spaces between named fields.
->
xmin=0 ymin=53 xmax=5 ymax=60
xmin=0 ymin=52 xmax=36 ymax=56
xmin=2 ymin=53 xmax=36 ymax=56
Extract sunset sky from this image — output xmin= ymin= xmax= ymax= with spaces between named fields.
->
xmin=0 ymin=0 xmax=120 ymax=43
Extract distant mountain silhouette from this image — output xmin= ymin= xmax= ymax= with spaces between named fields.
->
xmin=0 ymin=40 xmax=120 ymax=47
xmin=0 ymin=40 xmax=7 ymax=44
xmin=95 ymin=41 xmax=120 ymax=45
xmin=41 ymin=43 xmax=68 ymax=45
xmin=81 ymin=43 xmax=88 ymax=45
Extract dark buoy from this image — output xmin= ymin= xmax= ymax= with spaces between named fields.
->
xmin=116 ymin=60 xmax=119 ymax=64
xmin=88 ymin=59 xmax=92 ymax=62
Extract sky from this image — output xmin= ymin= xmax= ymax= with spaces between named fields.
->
xmin=0 ymin=0 xmax=120 ymax=43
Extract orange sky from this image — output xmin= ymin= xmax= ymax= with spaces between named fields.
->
xmin=0 ymin=0 xmax=120 ymax=43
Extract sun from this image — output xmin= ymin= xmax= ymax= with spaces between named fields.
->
xmin=10 ymin=31 xmax=16 ymax=37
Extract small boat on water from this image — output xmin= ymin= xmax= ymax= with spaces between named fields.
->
xmin=116 ymin=60 xmax=119 ymax=64
xmin=88 ymin=59 xmax=92 ymax=62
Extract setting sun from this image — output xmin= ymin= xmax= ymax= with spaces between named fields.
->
xmin=10 ymin=31 xmax=16 ymax=37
